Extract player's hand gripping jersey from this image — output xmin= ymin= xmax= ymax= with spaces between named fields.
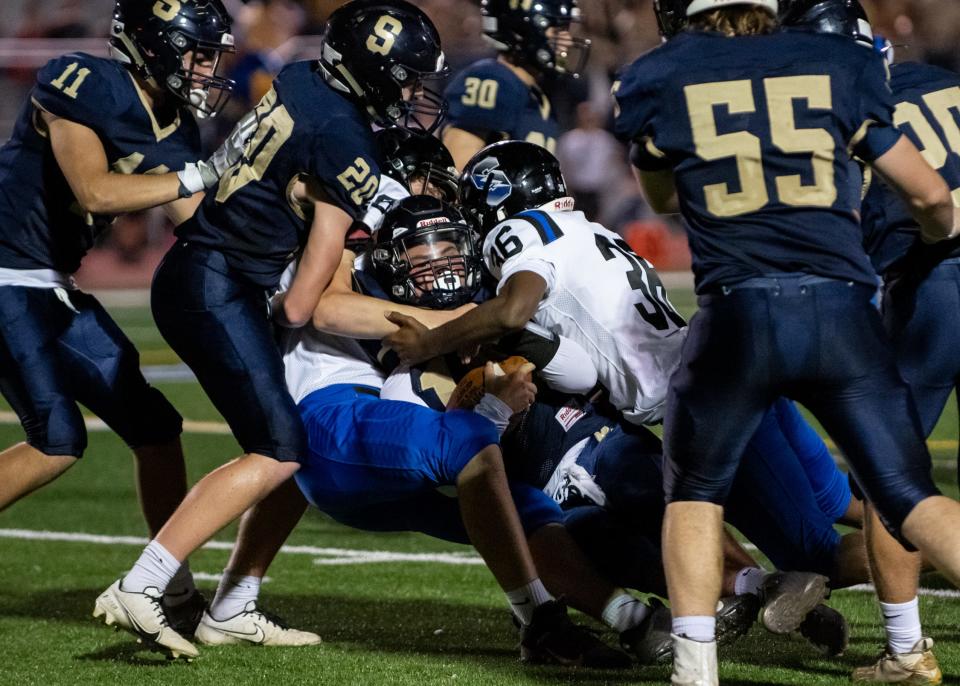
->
xmin=0 ymin=53 xmax=200 ymax=273
xmin=445 ymin=59 xmax=559 ymax=153
xmin=483 ymin=208 xmax=686 ymax=424
xmin=613 ymin=30 xmax=902 ymax=292
xmin=861 ymin=61 xmax=960 ymax=275
xmin=178 ymin=60 xmax=381 ymax=289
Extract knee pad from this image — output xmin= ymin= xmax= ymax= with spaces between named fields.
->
xmin=509 ymin=482 xmax=564 ymax=535
xmin=25 ymin=397 xmax=87 ymax=457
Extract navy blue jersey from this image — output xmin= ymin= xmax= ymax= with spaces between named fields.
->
xmin=444 ymin=58 xmax=559 ymax=153
xmin=862 ymin=62 xmax=960 ymax=276
xmin=614 ymin=30 xmax=901 ymax=292
xmin=179 ymin=61 xmax=381 ymax=289
xmin=0 ymin=53 xmax=200 ymax=273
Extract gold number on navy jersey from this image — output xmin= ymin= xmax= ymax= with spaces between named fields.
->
xmin=50 ymin=62 xmax=92 ymax=100
xmin=367 ymin=15 xmax=403 ymax=56
xmin=895 ymin=86 xmax=960 ymax=205
xmin=684 ymin=76 xmax=836 ymax=217
xmin=217 ymin=89 xmax=294 ymax=203
xmin=525 ymin=132 xmax=557 ymax=154
xmin=509 ymin=0 xmax=534 ymax=9
xmin=462 ymin=78 xmax=499 ymax=109
xmin=337 ymin=158 xmax=379 ymax=206
xmin=153 ymin=0 xmax=181 ymax=21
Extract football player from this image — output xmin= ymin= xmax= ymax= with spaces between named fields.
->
xmin=442 ymin=0 xmax=590 ymax=168
xmin=614 ymin=0 xmax=960 ymax=683
xmin=93 ymin=0 xmax=447 ymax=659
xmin=0 ymin=0 xmax=238 ymax=632
xmin=810 ymin=0 xmax=960 ymax=680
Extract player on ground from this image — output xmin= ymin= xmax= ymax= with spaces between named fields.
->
xmin=831 ymin=0 xmax=960 ymax=680
xmin=0 ymin=0 xmax=238 ymax=631
xmin=442 ymin=0 xmax=590 ymax=168
xmin=93 ymin=0 xmax=448 ymax=659
xmin=614 ymin=0 xmax=960 ymax=683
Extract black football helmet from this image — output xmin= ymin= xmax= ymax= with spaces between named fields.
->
xmin=372 ymin=196 xmax=482 ymax=309
xmin=779 ymin=0 xmax=875 ymax=49
xmin=481 ymin=0 xmax=591 ymax=78
xmin=376 ymin=128 xmax=459 ymax=202
xmin=319 ymin=0 xmax=448 ymax=133
xmin=110 ymin=0 xmax=235 ymax=118
xmin=458 ymin=141 xmax=570 ymax=237
xmin=653 ymin=0 xmax=778 ymax=38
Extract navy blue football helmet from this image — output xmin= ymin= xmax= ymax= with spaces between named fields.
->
xmin=110 ymin=0 xmax=235 ymax=118
xmin=779 ymin=0 xmax=875 ymax=49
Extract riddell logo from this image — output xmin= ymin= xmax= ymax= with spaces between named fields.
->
xmin=551 ymin=197 xmax=575 ymax=211
xmin=416 ymin=217 xmax=450 ymax=228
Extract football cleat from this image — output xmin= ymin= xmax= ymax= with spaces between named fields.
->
xmin=194 ymin=601 xmax=321 ymax=646
xmin=797 ymin=603 xmax=848 ymax=657
xmin=851 ymin=638 xmax=942 ymax=685
xmin=716 ymin=594 xmax=760 ymax=646
xmin=520 ymin=600 xmax=632 ymax=669
xmin=670 ymin=634 xmax=719 ymax=686
xmin=620 ymin=598 xmax=672 ymax=665
xmin=758 ymin=571 xmax=829 ymax=634
xmin=93 ymin=579 xmax=199 ymax=660
xmin=162 ymin=589 xmax=208 ymax=638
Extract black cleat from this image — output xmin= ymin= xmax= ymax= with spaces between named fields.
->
xmin=798 ymin=603 xmax=848 ymax=657
xmin=716 ymin=594 xmax=760 ymax=646
xmin=759 ymin=571 xmax=829 ymax=634
xmin=162 ymin=589 xmax=208 ymax=638
xmin=520 ymin=600 xmax=632 ymax=669
xmin=620 ymin=598 xmax=672 ymax=665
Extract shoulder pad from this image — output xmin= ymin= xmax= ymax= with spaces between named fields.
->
xmin=33 ymin=54 xmax=123 ymax=130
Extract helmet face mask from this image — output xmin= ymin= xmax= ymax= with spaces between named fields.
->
xmin=376 ymin=128 xmax=459 ymax=202
xmin=481 ymin=0 xmax=591 ymax=78
xmin=320 ymin=0 xmax=449 ymax=134
xmin=373 ymin=197 xmax=482 ymax=309
xmin=110 ymin=0 xmax=236 ymax=118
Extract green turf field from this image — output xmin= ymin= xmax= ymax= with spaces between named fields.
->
xmin=0 ymin=296 xmax=958 ymax=686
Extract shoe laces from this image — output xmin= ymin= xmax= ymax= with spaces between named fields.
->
xmin=249 ymin=605 xmax=290 ymax=630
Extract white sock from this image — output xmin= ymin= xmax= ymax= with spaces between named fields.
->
xmin=506 ymin=578 xmax=553 ymax=626
xmin=672 ymin=615 xmax=716 ymax=643
xmin=602 ymin=591 xmax=651 ymax=632
xmin=163 ymin=560 xmax=197 ymax=607
xmin=734 ymin=567 xmax=770 ymax=597
xmin=880 ymin=598 xmax=922 ymax=655
xmin=121 ymin=540 xmax=181 ymax=594
xmin=210 ymin=572 xmax=262 ymax=621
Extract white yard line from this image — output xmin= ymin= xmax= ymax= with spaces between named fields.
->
xmin=0 ymin=528 xmax=483 ymax=567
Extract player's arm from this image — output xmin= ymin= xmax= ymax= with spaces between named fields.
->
xmin=383 ymin=270 xmax=547 ymax=366
xmin=44 ymin=113 xmax=184 ymax=215
xmin=163 ymin=194 xmax=204 ymax=226
xmin=443 ymin=127 xmax=487 ymax=171
xmin=635 ymin=167 xmax=679 ymax=215
xmin=311 ymin=251 xmax=475 ymax=338
xmin=870 ymin=136 xmax=958 ymax=243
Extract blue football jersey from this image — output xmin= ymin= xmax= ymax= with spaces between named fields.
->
xmin=614 ymin=30 xmax=901 ymax=292
xmin=0 ymin=53 xmax=200 ymax=273
xmin=861 ymin=62 xmax=960 ymax=275
xmin=179 ymin=61 xmax=381 ymax=289
xmin=444 ymin=58 xmax=558 ymax=153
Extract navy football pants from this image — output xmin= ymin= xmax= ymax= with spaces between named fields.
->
xmin=883 ymin=259 xmax=960 ymax=464
xmin=664 ymin=275 xmax=938 ymax=539
xmin=152 ymin=242 xmax=305 ymax=462
xmin=0 ymin=285 xmax=182 ymax=457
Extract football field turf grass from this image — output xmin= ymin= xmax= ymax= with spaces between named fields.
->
xmin=1 ymin=294 xmax=960 ymax=686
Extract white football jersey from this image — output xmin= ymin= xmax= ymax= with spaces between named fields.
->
xmin=483 ymin=208 xmax=687 ymax=424
xmin=277 ymin=261 xmax=385 ymax=405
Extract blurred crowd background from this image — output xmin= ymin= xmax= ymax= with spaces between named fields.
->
xmin=0 ymin=0 xmax=957 ymax=285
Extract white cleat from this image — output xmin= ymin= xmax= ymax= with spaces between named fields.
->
xmin=670 ymin=634 xmax=718 ymax=686
xmin=93 ymin=579 xmax=199 ymax=660
xmin=194 ymin=601 xmax=322 ymax=647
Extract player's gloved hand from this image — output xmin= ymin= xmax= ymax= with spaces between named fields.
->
xmin=176 ymin=110 xmax=258 ymax=197
xmin=483 ymin=360 xmax=537 ymax=414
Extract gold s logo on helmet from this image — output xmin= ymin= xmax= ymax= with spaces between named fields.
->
xmin=153 ymin=0 xmax=181 ymax=21
xmin=366 ymin=15 xmax=404 ymax=56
